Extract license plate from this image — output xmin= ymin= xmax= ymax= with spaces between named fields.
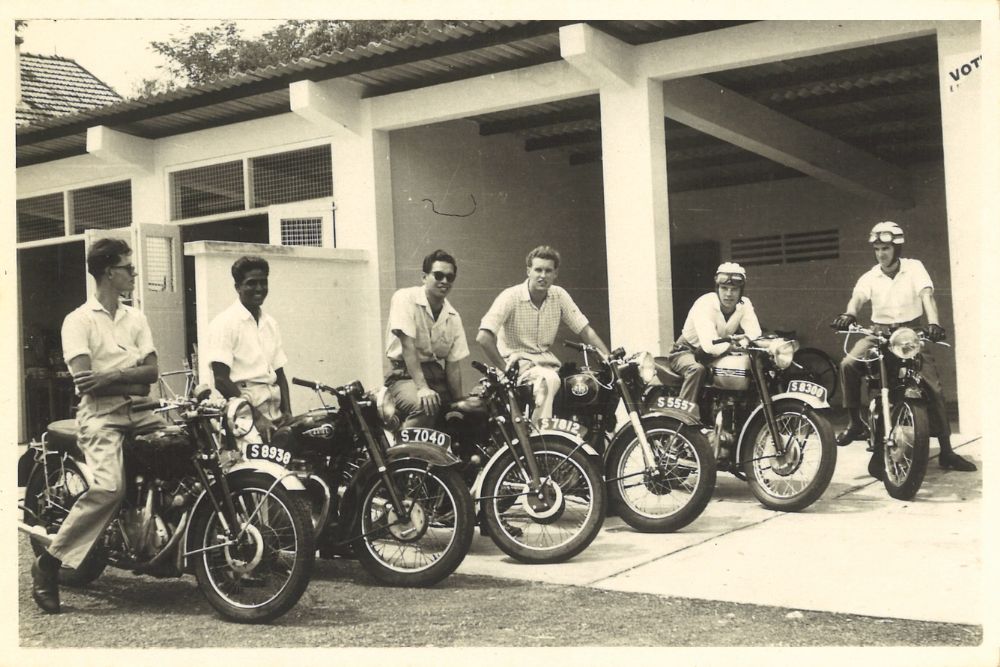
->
xmin=786 ymin=380 xmax=828 ymax=403
xmin=651 ymin=395 xmax=699 ymax=415
xmin=398 ymin=427 xmax=452 ymax=449
xmin=537 ymin=417 xmax=589 ymax=440
xmin=245 ymin=443 xmax=292 ymax=466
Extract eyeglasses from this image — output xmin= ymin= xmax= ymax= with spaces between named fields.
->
xmin=869 ymin=231 xmax=900 ymax=243
xmin=109 ymin=264 xmax=137 ymax=276
xmin=715 ymin=273 xmax=745 ymax=286
xmin=430 ymin=271 xmax=456 ymax=283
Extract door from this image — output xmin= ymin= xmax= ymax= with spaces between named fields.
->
xmin=134 ymin=223 xmax=187 ymax=396
xmin=670 ymin=240 xmax=721 ymax=339
xmin=267 ymin=199 xmax=336 ymax=247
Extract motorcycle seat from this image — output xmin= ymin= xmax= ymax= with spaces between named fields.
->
xmin=46 ymin=419 xmax=79 ymax=452
xmin=653 ymin=357 xmax=684 ymax=388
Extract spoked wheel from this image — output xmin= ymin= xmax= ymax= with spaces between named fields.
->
xmin=22 ymin=458 xmax=108 ymax=586
xmin=791 ymin=347 xmax=839 ymax=402
xmin=480 ymin=437 xmax=605 ymax=564
xmin=882 ymin=399 xmax=929 ymax=500
xmin=606 ymin=417 xmax=715 ymax=532
xmin=354 ymin=463 xmax=474 ymax=587
xmin=742 ymin=402 xmax=837 ymax=511
xmin=191 ymin=473 xmax=314 ymax=623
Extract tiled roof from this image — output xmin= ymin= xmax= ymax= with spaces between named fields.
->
xmin=17 ymin=52 xmax=123 ymax=126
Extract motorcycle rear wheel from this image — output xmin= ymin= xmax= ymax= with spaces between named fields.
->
xmin=480 ymin=437 xmax=605 ymax=564
xmin=353 ymin=463 xmax=474 ymax=587
xmin=190 ymin=473 xmax=314 ymax=623
xmin=742 ymin=402 xmax=837 ymax=512
xmin=606 ymin=418 xmax=715 ymax=532
xmin=881 ymin=399 xmax=929 ymax=500
xmin=23 ymin=458 xmax=108 ymax=587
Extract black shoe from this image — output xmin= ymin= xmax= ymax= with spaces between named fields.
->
xmin=31 ymin=556 xmax=61 ymax=614
xmin=837 ymin=422 xmax=870 ymax=447
xmin=939 ymin=451 xmax=977 ymax=472
xmin=867 ymin=451 xmax=885 ymax=481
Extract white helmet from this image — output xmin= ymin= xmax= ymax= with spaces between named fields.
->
xmin=714 ymin=262 xmax=747 ymax=287
xmin=869 ymin=221 xmax=905 ymax=245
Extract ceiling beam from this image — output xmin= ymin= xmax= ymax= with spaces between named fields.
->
xmin=525 ymin=129 xmax=601 ymax=151
xmin=477 ymin=103 xmax=599 ymax=135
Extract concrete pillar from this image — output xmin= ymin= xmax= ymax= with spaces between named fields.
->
xmin=936 ymin=22 xmax=984 ymax=436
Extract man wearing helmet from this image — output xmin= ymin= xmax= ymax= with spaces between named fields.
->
xmin=832 ymin=221 xmax=975 ymax=473
xmin=668 ymin=262 xmax=762 ymax=413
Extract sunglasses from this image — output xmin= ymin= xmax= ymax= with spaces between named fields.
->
xmin=869 ymin=231 xmax=900 ymax=243
xmin=109 ymin=264 xmax=137 ymax=276
xmin=430 ymin=271 xmax=456 ymax=283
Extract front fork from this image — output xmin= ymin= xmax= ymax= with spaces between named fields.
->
xmin=877 ymin=355 xmax=894 ymax=448
xmin=348 ymin=397 xmax=411 ymax=521
xmin=749 ymin=355 xmax=787 ymax=456
xmin=615 ymin=373 xmax=657 ymax=469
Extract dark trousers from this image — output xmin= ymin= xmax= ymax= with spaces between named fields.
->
xmin=385 ymin=360 xmax=451 ymax=428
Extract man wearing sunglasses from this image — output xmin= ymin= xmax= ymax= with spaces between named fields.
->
xmin=668 ymin=262 xmax=762 ymax=416
xmin=478 ymin=245 xmax=610 ymax=424
xmin=31 ymin=238 xmax=165 ymax=614
xmin=384 ymin=249 xmax=469 ymax=427
xmin=832 ymin=221 xmax=975 ymax=473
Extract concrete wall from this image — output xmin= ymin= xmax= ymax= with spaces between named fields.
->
xmin=185 ymin=241 xmax=378 ymax=412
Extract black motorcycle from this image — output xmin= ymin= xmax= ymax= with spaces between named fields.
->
xmin=18 ymin=389 xmax=315 ymax=623
xmin=264 ymin=377 xmax=474 ymax=587
xmin=553 ymin=342 xmax=715 ymax=533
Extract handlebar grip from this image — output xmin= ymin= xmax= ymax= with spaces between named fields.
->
xmin=292 ymin=377 xmax=318 ymax=390
xmin=131 ymin=399 xmax=162 ymax=412
xmin=471 ymin=361 xmax=488 ymax=374
xmin=712 ymin=337 xmax=729 ymax=345
xmin=564 ymin=340 xmax=584 ymax=351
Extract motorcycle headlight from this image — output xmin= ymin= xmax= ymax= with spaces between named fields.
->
xmin=889 ymin=327 xmax=922 ymax=360
xmin=225 ymin=398 xmax=255 ymax=438
xmin=629 ymin=351 xmax=656 ymax=384
xmin=769 ymin=339 xmax=798 ymax=370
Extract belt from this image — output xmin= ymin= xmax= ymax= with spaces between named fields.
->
xmin=389 ymin=358 xmax=442 ymax=370
xmin=237 ymin=381 xmax=276 ymax=389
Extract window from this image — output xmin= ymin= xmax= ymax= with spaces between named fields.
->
xmin=170 ymin=160 xmax=244 ymax=221
xmin=144 ymin=236 xmax=175 ymax=292
xmin=250 ymin=145 xmax=333 ymax=208
xmin=70 ymin=180 xmax=132 ymax=233
xmin=731 ymin=229 xmax=839 ymax=267
xmin=17 ymin=193 xmax=64 ymax=243
xmin=280 ymin=217 xmax=324 ymax=246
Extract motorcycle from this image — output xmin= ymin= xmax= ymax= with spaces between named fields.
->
xmin=18 ymin=388 xmax=315 ymax=623
xmin=650 ymin=334 xmax=837 ymax=512
xmin=266 ymin=377 xmax=474 ymax=587
xmin=833 ymin=323 xmax=946 ymax=500
xmin=552 ymin=342 xmax=715 ymax=533
xmin=432 ymin=360 xmax=607 ymax=564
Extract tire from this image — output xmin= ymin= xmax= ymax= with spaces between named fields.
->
xmin=190 ymin=473 xmax=314 ymax=623
xmin=480 ymin=436 xmax=605 ymax=564
xmin=792 ymin=347 xmax=839 ymax=402
xmin=742 ymin=402 xmax=837 ymax=512
xmin=606 ymin=417 xmax=715 ymax=532
xmin=353 ymin=462 xmax=474 ymax=587
xmin=881 ymin=399 xmax=930 ymax=501
xmin=22 ymin=459 xmax=108 ymax=587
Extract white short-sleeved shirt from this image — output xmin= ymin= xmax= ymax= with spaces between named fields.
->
xmin=205 ymin=299 xmax=288 ymax=385
xmin=61 ymin=296 xmax=157 ymax=372
xmin=679 ymin=292 xmax=763 ymax=356
xmin=385 ymin=286 xmax=470 ymax=364
xmin=479 ymin=281 xmax=589 ymax=368
xmin=852 ymin=258 xmax=933 ymax=324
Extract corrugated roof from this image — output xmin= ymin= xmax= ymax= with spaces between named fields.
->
xmin=17 ymin=52 xmax=123 ymax=127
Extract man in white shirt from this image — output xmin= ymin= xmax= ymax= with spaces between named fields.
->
xmin=668 ymin=262 xmax=762 ymax=415
xmin=478 ymin=245 xmax=610 ymax=424
xmin=385 ymin=249 xmax=469 ymax=428
xmin=206 ymin=256 xmax=291 ymax=441
xmin=832 ymin=221 xmax=975 ymax=472
xmin=32 ymin=238 xmax=166 ymax=614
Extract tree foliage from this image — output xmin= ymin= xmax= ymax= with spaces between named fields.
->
xmin=131 ymin=20 xmax=449 ymax=98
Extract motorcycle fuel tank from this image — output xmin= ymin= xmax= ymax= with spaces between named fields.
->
xmin=707 ymin=354 xmax=751 ymax=391
xmin=271 ymin=409 xmax=349 ymax=457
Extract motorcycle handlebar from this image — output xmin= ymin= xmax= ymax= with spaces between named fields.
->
xmin=564 ymin=340 xmax=585 ymax=351
xmin=292 ymin=377 xmax=318 ymax=390
xmin=712 ymin=337 xmax=730 ymax=345
xmin=471 ymin=360 xmax=488 ymax=374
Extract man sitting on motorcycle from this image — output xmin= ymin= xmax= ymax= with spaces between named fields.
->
xmin=384 ymin=249 xmax=469 ymax=427
xmin=668 ymin=262 xmax=762 ymax=417
xmin=32 ymin=239 xmax=165 ymax=614
xmin=477 ymin=245 xmax=610 ymax=425
xmin=832 ymin=221 xmax=975 ymax=473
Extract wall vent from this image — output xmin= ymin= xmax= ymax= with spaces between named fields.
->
xmin=731 ymin=228 xmax=839 ymax=266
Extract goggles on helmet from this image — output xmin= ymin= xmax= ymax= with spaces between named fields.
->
xmin=715 ymin=272 xmax=746 ymax=287
xmin=869 ymin=230 xmax=901 ymax=244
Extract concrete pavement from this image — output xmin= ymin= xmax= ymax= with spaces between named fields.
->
xmin=456 ymin=435 xmax=983 ymax=625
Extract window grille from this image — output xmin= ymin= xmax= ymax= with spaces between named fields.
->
xmin=731 ymin=229 xmax=839 ymax=267
xmin=170 ymin=161 xmax=244 ymax=220
xmin=71 ymin=180 xmax=132 ymax=234
xmin=17 ymin=193 xmax=64 ymax=243
xmin=280 ymin=217 xmax=323 ymax=247
xmin=250 ymin=145 xmax=332 ymax=208
xmin=144 ymin=236 xmax=175 ymax=292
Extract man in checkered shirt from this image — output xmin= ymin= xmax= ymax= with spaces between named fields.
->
xmin=478 ymin=245 xmax=610 ymax=424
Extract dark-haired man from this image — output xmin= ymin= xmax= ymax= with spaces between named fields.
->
xmin=385 ymin=249 xmax=469 ymax=427
xmin=206 ymin=256 xmax=291 ymax=441
xmin=31 ymin=238 xmax=165 ymax=614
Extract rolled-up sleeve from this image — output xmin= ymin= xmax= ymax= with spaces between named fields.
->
xmin=446 ymin=315 xmax=470 ymax=362
xmin=558 ymin=289 xmax=589 ymax=334
xmin=851 ymin=274 xmax=871 ymax=305
xmin=205 ymin=316 xmax=234 ymax=368
xmin=271 ymin=321 xmax=289 ymax=370
xmin=911 ymin=260 xmax=934 ymax=294
xmin=61 ymin=311 xmax=90 ymax=365
xmin=134 ymin=312 xmax=157 ymax=360
xmin=388 ymin=289 xmax=417 ymax=339
xmin=479 ymin=290 xmax=513 ymax=335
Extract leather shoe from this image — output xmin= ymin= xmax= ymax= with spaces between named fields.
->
xmin=867 ymin=451 xmax=886 ymax=481
xmin=31 ymin=556 xmax=61 ymax=614
xmin=836 ymin=422 xmax=870 ymax=447
xmin=939 ymin=451 xmax=977 ymax=472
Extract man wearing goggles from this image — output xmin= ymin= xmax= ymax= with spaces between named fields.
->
xmin=832 ymin=221 xmax=975 ymax=472
xmin=668 ymin=262 xmax=762 ymax=413
xmin=384 ymin=249 xmax=468 ymax=427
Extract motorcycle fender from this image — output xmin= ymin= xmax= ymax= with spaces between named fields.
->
xmin=769 ymin=390 xmax=830 ymax=411
xmin=644 ymin=406 xmax=701 ymax=427
xmin=386 ymin=442 xmax=461 ymax=468
xmin=23 ymin=452 xmax=97 ymax=489
xmin=471 ymin=445 xmax=512 ymax=500
xmin=735 ymin=397 xmax=821 ymax=463
xmin=534 ymin=429 xmax=599 ymax=457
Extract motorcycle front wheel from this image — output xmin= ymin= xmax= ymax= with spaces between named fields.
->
xmin=353 ymin=462 xmax=474 ymax=587
xmin=23 ymin=458 xmax=108 ymax=586
xmin=480 ymin=437 xmax=605 ymax=564
xmin=190 ymin=473 xmax=314 ymax=623
xmin=742 ymin=402 xmax=837 ymax=512
xmin=606 ymin=417 xmax=715 ymax=533
xmin=881 ymin=399 xmax=930 ymax=500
